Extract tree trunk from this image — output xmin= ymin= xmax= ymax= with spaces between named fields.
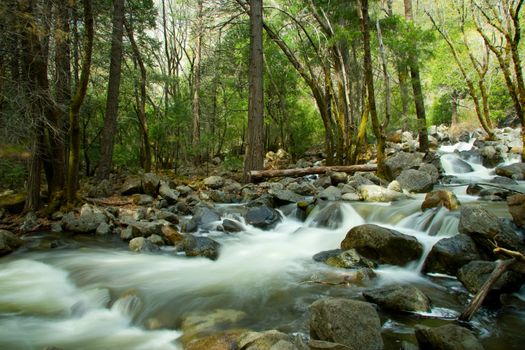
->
xmin=243 ymin=0 xmax=265 ymax=181
xmin=67 ymin=0 xmax=93 ymax=204
xmin=404 ymin=0 xmax=429 ymax=153
xmin=192 ymin=0 xmax=203 ymax=164
xmin=96 ymin=0 xmax=125 ymax=180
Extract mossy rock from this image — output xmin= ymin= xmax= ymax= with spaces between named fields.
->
xmin=0 ymin=193 xmax=26 ymax=213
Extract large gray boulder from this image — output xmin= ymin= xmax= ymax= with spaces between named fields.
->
xmin=129 ymin=237 xmax=160 ymax=253
xmin=126 ymin=221 xmax=164 ymax=238
xmin=121 ymin=175 xmax=142 ymax=195
xmin=269 ymin=188 xmax=303 ymax=204
xmin=423 ymin=234 xmax=481 ymax=276
xmin=396 ymin=169 xmax=435 ymax=193
xmin=159 ymin=181 xmax=179 ymax=204
xmin=341 ymin=224 xmax=423 ymax=266
xmin=62 ymin=204 xmax=108 ymax=233
xmin=203 ymin=175 xmax=225 ymax=189
xmin=496 ymin=162 xmax=525 ymax=180
xmin=142 ymin=172 xmax=161 ymax=196
xmin=0 ymin=229 xmax=23 ymax=256
xmin=182 ymin=235 xmax=221 ymax=260
xmin=362 ymin=284 xmax=431 ymax=313
xmin=384 ymin=152 xmax=424 ymax=181
xmin=309 ymin=203 xmax=344 ymax=229
xmin=244 ymin=205 xmax=282 ymax=230
xmin=457 ymin=260 xmax=523 ymax=294
xmin=310 ymin=298 xmax=383 ymax=350
xmin=183 ymin=206 xmax=221 ymax=233
xmin=415 ymin=324 xmax=484 ymax=350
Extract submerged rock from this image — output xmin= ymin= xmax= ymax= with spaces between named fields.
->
xmin=325 ymin=249 xmax=377 ymax=269
xmin=309 ymin=203 xmax=344 ymax=229
xmin=423 ymin=234 xmax=481 ymax=276
xmin=185 ymin=330 xmax=244 ymax=350
xmin=0 ymin=229 xmax=23 ymax=256
xmin=238 ymin=330 xmax=297 ymax=350
xmin=415 ymin=324 xmax=484 ymax=350
xmin=341 ymin=224 xmax=423 ymax=266
xmin=182 ymin=235 xmax=221 ymax=260
xmin=362 ymin=284 xmax=431 ymax=313
xmin=310 ymin=298 xmax=383 ymax=350
xmin=181 ymin=309 xmax=246 ymax=345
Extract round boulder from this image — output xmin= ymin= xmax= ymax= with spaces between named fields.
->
xmin=415 ymin=324 xmax=484 ymax=350
xmin=203 ymin=176 xmax=225 ymax=189
xmin=341 ymin=224 xmax=423 ymax=266
xmin=310 ymin=298 xmax=383 ymax=350
xmin=244 ymin=205 xmax=282 ymax=230
xmin=362 ymin=284 xmax=431 ymax=313
xmin=0 ymin=229 xmax=23 ymax=256
xmin=457 ymin=260 xmax=523 ymax=294
xmin=182 ymin=235 xmax=221 ymax=260
xmin=421 ymin=190 xmax=460 ymax=211
xmin=423 ymin=234 xmax=481 ymax=276
xmin=396 ymin=169 xmax=434 ymax=193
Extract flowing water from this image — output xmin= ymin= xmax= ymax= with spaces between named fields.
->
xmin=1 ymin=143 xmax=525 ymax=349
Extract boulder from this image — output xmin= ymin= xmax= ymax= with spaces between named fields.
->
xmin=182 ymin=235 xmax=221 ymax=260
xmin=269 ymin=189 xmax=303 ymax=204
xmin=384 ymin=151 xmax=424 ymax=181
xmin=180 ymin=309 xmax=246 ymax=345
xmin=161 ymin=225 xmax=183 ymax=245
xmin=0 ymin=229 xmax=23 ymax=256
xmin=480 ymin=145 xmax=504 ymax=168
xmin=222 ymin=218 xmax=244 ymax=233
xmin=203 ymin=176 xmax=225 ymax=189
xmin=341 ymin=224 xmax=423 ymax=266
xmin=507 ymin=194 xmax=525 ymax=228
xmin=185 ymin=330 xmax=243 ymax=350
xmin=127 ymin=221 xmax=164 ymax=238
xmin=131 ymin=194 xmax=154 ymax=205
xmin=359 ymin=185 xmax=408 ymax=202
xmin=419 ymin=163 xmax=440 ymax=183
xmin=121 ymin=176 xmax=142 ymax=195
xmin=396 ymin=169 xmax=434 ymax=193
xmin=142 ymin=172 xmax=160 ymax=196
xmin=62 ymin=205 xmax=108 ymax=233
xmin=313 ymin=249 xmax=342 ymax=263
xmin=329 ymin=172 xmax=348 ymax=185
xmin=95 ymin=222 xmax=112 ymax=236
xmin=238 ymin=330 xmax=297 ymax=350
xmin=310 ymin=298 xmax=383 ymax=350
xmin=457 ymin=260 xmax=523 ymax=294
xmin=309 ymin=340 xmax=353 ymax=350
xmin=317 ymin=186 xmax=342 ymax=201
xmin=423 ymin=234 xmax=481 ymax=276
xmin=496 ymin=162 xmax=525 ymax=180
xmin=415 ymin=324 xmax=483 ymax=350
xmin=362 ymin=284 xmax=431 ymax=313
xmin=159 ymin=181 xmax=179 ymax=204
xmin=244 ymin=205 xmax=282 ymax=230
xmin=421 ymin=190 xmax=461 ymax=211
xmin=129 ymin=237 xmax=160 ymax=253
xmin=325 ymin=249 xmax=377 ymax=269
xmin=287 ymin=181 xmax=317 ymax=196
xmin=308 ymin=203 xmax=343 ymax=229
xmin=184 ymin=206 xmax=221 ymax=233
xmin=348 ymin=174 xmax=376 ymax=188
xmin=459 ymin=205 xmax=525 ymax=256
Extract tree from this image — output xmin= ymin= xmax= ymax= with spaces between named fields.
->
xmin=243 ymin=0 xmax=265 ymax=180
xmin=191 ymin=0 xmax=203 ymax=164
xmin=96 ymin=0 xmax=125 ymax=180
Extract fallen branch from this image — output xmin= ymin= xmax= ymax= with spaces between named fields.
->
xmin=458 ymin=258 xmax=516 ymax=322
xmin=249 ymin=164 xmax=377 ymax=180
xmin=494 ymin=247 xmax=525 ymax=263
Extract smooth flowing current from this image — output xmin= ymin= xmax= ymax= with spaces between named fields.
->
xmin=1 ymin=142 xmax=525 ymax=350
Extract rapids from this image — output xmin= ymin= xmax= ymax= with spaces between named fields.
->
xmin=1 ymin=141 xmax=524 ymax=349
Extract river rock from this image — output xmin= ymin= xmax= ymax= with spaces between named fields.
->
xmin=222 ymin=218 xmax=244 ymax=233
xmin=457 ymin=260 xmax=523 ymax=294
xmin=329 ymin=172 xmax=348 ymax=185
xmin=317 ymin=186 xmax=342 ymax=201
xmin=341 ymin=224 xmax=423 ymax=266
xmin=348 ymin=174 xmax=375 ymax=188
xmin=159 ymin=181 xmax=179 ymax=204
xmin=184 ymin=206 xmax=221 ymax=233
xmin=384 ymin=151 xmax=424 ymax=181
xmin=325 ymin=249 xmax=377 ymax=269
xmin=185 ymin=330 xmax=244 ymax=350
xmin=310 ymin=298 xmax=383 ymax=350
xmin=142 ymin=173 xmax=160 ymax=196
xmin=313 ymin=249 xmax=342 ymax=263
xmin=309 ymin=340 xmax=353 ymax=350
xmin=161 ymin=224 xmax=183 ymax=245
xmin=0 ymin=229 xmax=23 ymax=256
xmin=244 ymin=205 xmax=282 ymax=230
xmin=362 ymin=284 xmax=431 ymax=313
xmin=359 ymin=185 xmax=408 ymax=202
xmin=396 ymin=169 xmax=434 ymax=193
xmin=203 ymin=175 xmax=225 ymax=189
xmin=421 ymin=190 xmax=461 ymax=211
xmin=496 ymin=162 xmax=525 ymax=180
xmin=238 ymin=330 xmax=297 ymax=350
xmin=415 ymin=324 xmax=483 ymax=350
xmin=419 ymin=163 xmax=440 ymax=183
xmin=129 ymin=237 xmax=160 ymax=253
xmin=269 ymin=188 xmax=303 ymax=204
xmin=181 ymin=309 xmax=246 ymax=345
xmin=459 ymin=205 xmax=525 ymax=256
xmin=157 ymin=210 xmax=179 ymax=224
xmin=481 ymin=145 xmax=504 ymax=168
xmin=423 ymin=234 xmax=481 ymax=276
xmin=286 ymin=181 xmax=317 ymax=196
xmin=182 ymin=235 xmax=221 ymax=260
xmin=132 ymin=194 xmax=154 ymax=205
xmin=121 ymin=175 xmax=142 ymax=195
xmin=62 ymin=205 xmax=108 ymax=233
xmin=507 ymin=194 xmax=525 ymax=227
xmin=309 ymin=203 xmax=343 ymax=229
xmin=126 ymin=221 xmax=164 ymax=238
xmin=95 ymin=222 xmax=112 ymax=236
xmin=20 ymin=212 xmax=38 ymax=233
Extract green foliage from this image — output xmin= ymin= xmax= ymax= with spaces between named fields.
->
xmin=431 ymin=93 xmax=453 ymax=125
xmin=0 ymin=159 xmax=26 ymax=189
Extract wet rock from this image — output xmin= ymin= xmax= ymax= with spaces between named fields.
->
xmin=314 ymin=176 xmax=333 ymax=189
xmin=309 ymin=203 xmax=343 ymax=229
xmin=185 ymin=330 xmax=244 ymax=350
xmin=496 ymin=162 xmax=525 ymax=180
xmin=20 ymin=212 xmax=38 ymax=233
xmin=362 ymin=284 xmax=431 ymax=313
xmin=459 ymin=205 xmax=525 ymax=256
xmin=384 ymin=151 xmax=424 ymax=181
xmin=491 ymin=176 xmax=518 ymax=185
xmin=120 ymin=226 xmax=133 ymax=241
xmin=156 ymin=210 xmax=178 ymax=224
xmin=62 ymin=205 xmax=108 ymax=233
xmin=424 ymin=234 xmax=481 ymax=276
xmin=181 ymin=309 xmax=246 ymax=344
xmin=0 ymin=229 xmax=23 ymax=256
xmin=308 ymin=340 xmax=353 ymax=350
xmin=348 ymin=174 xmax=375 ymax=189
xmin=142 ymin=172 xmax=160 ymax=196
xmin=159 ymin=181 xmax=179 ymax=204
xmin=325 ymin=249 xmax=377 ymax=269
xmin=184 ymin=206 xmax=221 ymax=233
xmin=313 ymin=249 xmax=342 ymax=263
xmin=507 ymin=194 xmax=525 ymax=228
xmin=421 ymin=190 xmax=461 ymax=211
xmin=317 ymin=186 xmax=342 ymax=201
xmin=286 ymin=181 xmax=317 ymax=196
xmin=415 ymin=324 xmax=484 ymax=350
xmin=341 ymin=224 xmax=423 ymax=266
xmin=204 ymin=175 xmax=225 ymax=189
xmin=129 ymin=237 xmax=160 ymax=253
xmin=310 ymin=298 xmax=383 ymax=350
xmin=449 ymin=157 xmax=475 ymax=173
xmin=182 ymin=235 xmax=221 ymax=260
xmin=95 ymin=222 xmax=112 ymax=236
xmin=457 ymin=260 xmax=523 ymax=294
xmin=238 ymin=330 xmax=297 ymax=350
xmin=419 ymin=163 xmax=440 ymax=183
xmin=121 ymin=175 xmax=142 ymax=195
xmin=329 ymin=172 xmax=348 ymax=185
xmin=147 ymin=234 xmax=164 ymax=245
xmin=481 ymin=145 xmax=504 ymax=168
xmin=359 ymin=185 xmax=408 ymax=202
xmin=177 ymin=185 xmax=193 ymax=196
xmin=396 ymin=169 xmax=434 ymax=193
xmin=127 ymin=221 xmax=164 ymax=238
xmin=222 ymin=218 xmax=244 ymax=233
xmin=244 ymin=205 xmax=282 ymax=230
xmin=132 ymin=194 xmax=154 ymax=205
xmin=161 ymin=224 xmax=183 ymax=245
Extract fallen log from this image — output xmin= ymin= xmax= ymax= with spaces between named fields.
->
xmin=249 ymin=164 xmax=378 ymax=180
